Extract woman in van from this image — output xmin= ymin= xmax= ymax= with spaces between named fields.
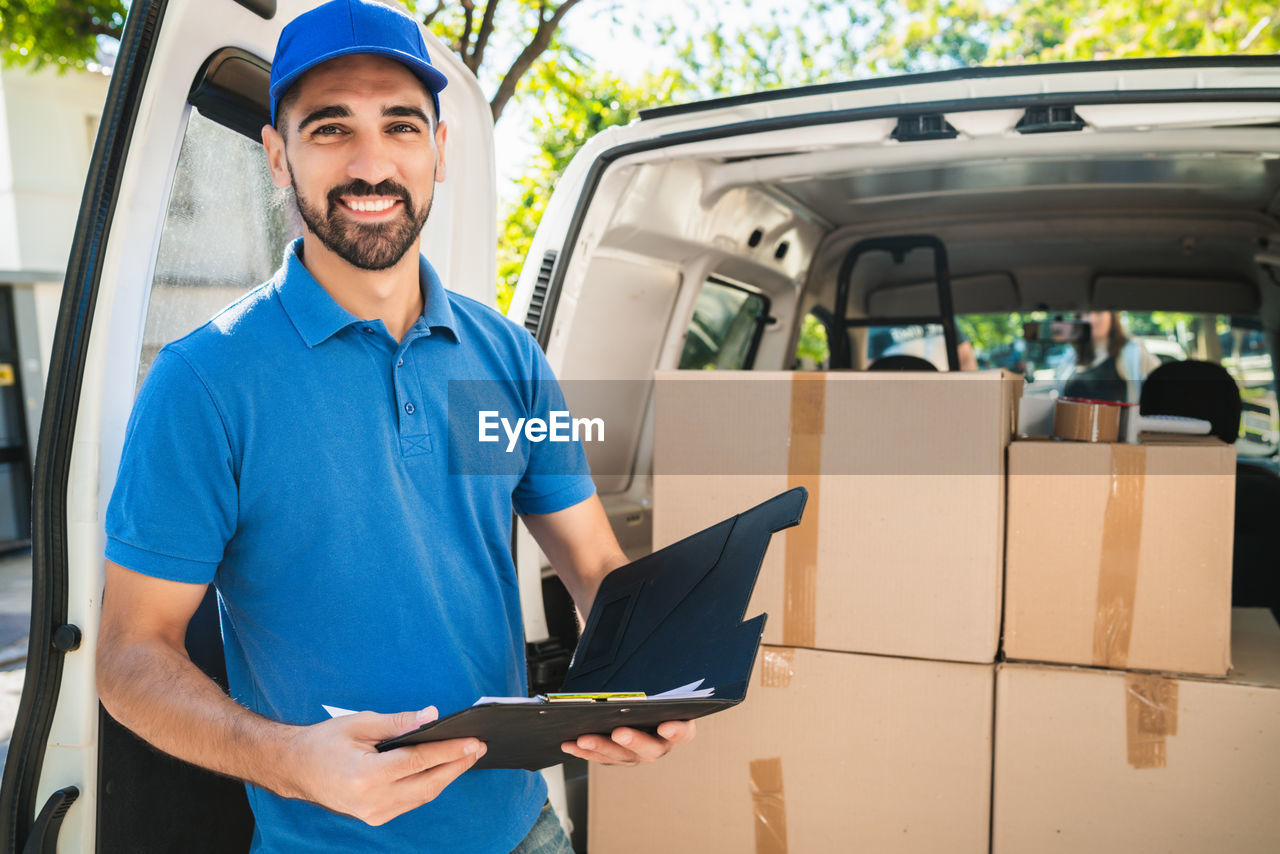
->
xmin=1063 ymin=310 xmax=1160 ymax=403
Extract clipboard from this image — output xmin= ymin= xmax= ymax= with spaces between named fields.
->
xmin=375 ymin=486 xmax=808 ymax=770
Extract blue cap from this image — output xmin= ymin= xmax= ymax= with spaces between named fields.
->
xmin=270 ymin=0 xmax=448 ymax=126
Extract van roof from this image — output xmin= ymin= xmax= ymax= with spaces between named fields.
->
xmin=639 ymin=54 xmax=1280 ymax=121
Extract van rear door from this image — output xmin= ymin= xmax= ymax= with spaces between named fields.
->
xmin=0 ymin=2 xmax=496 ymax=851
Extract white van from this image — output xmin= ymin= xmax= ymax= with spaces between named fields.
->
xmin=3 ymin=0 xmax=1279 ymax=850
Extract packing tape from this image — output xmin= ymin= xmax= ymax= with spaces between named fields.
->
xmin=761 ymin=648 xmax=795 ymax=688
xmin=783 ymin=373 xmax=824 ymax=648
xmin=1053 ymin=397 xmax=1122 ymax=443
xmin=1092 ymin=444 xmax=1147 ymax=668
xmin=1125 ymin=673 xmax=1179 ymax=769
xmin=749 ymin=757 xmax=788 ymax=854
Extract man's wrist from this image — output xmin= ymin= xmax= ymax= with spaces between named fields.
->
xmin=250 ymin=719 xmax=312 ymax=800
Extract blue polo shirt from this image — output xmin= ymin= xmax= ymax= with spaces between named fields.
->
xmin=105 ymin=239 xmax=596 ymax=853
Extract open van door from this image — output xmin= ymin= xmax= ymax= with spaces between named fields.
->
xmin=0 ymin=1 xmax=496 ymax=850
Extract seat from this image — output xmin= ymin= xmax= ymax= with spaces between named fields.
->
xmin=1139 ymin=360 xmax=1280 ymax=616
xmin=866 ymin=355 xmax=939 ymax=371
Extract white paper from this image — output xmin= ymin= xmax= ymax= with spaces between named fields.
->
xmin=327 ymin=679 xmax=716 ymax=717
xmin=650 ymin=679 xmax=714 ymax=699
xmin=472 ymin=695 xmax=542 ymax=705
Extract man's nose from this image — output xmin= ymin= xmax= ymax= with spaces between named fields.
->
xmin=346 ymin=131 xmax=396 ymax=186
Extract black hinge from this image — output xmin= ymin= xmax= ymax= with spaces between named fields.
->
xmin=891 ymin=113 xmax=958 ymax=142
xmin=524 ymin=250 xmax=559 ymax=340
xmin=231 ymin=0 xmax=276 ymax=18
xmin=1016 ymin=105 xmax=1086 ymax=134
xmin=21 ymin=786 xmax=78 ymax=854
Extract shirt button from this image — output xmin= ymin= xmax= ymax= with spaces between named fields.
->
xmin=405 ymin=402 xmax=415 ymax=414
xmin=397 ymin=359 xmax=404 ymax=367
xmin=362 ymin=327 xmax=374 ymax=334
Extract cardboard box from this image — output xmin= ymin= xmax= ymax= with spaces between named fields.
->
xmin=653 ymin=370 xmax=1020 ymax=663
xmin=589 ymin=646 xmax=995 ymax=854
xmin=993 ymin=609 xmax=1280 ymax=853
xmin=1004 ymin=434 xmax=1236 ymax=676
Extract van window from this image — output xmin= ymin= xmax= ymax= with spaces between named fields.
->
xmin=139 ymin=107 xmax=297 ymax=383
xmin=795 ymin=310 xmax=831 ymax=370
xmin=961 ymin=311 xmax=1277 ymax=458
xmin=865 ymin=322 xmax=948 ymax=369
xmin=678 ymin=278 xmax=770 ymax=370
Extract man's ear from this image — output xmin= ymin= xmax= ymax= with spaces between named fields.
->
xmin=434 ymin=120 xmax=448 ymax=184
xmin=261 ymin=124 xmax=292 ymax=190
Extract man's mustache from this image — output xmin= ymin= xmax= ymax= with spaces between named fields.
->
xmin=326 ymin=179 xmax=412 ymax=209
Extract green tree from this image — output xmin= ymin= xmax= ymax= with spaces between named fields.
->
xmin=0 ymin=0 xmax=592 ymax=123
xmin=864 ymin=0 xmax=1280 ymax=73
xmin=497 ymin=60 xmax=690 ymax=307
xmin=404 ymin=0 xmax=589 ymax=120
xmin=0 ymin=0 xmax=125 ymax=69
xmin=638 ymin=1 xmax=871 ymax=98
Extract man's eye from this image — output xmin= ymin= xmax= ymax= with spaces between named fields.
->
xmin=389 ymin=123 xmax=421 ymax=133
xmin=312 ymin=125 xmax=344 ymax=136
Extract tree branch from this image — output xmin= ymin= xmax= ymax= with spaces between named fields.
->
xmin=87 ymin=21 xmax=120 ymax=39
xmin=458 ymin=0 xmax=476 ymax=60
xmin=489 ymin=0 xmax=584 ymax=121
xmin=420 ymin=0 xmax=447 ymax=28
xmin=470 ymin=0 xmax=501 ymax=71
xmin=47 ymin=1 xmax=125 ymax=41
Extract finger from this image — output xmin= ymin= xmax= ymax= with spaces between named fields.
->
xmin=609 ymin=727 xmax=674 ymax=762
xmin=656 ymin=719 xmax=696 ymax=744
xmin=388 ymin=750 xmax=483 ymax=811
xmin=560 ymin=739 xmax=633 ymax=765
xmin=380 ymin=736 xmax=486 ymax=781
xmin=565 ymin=732 xmax=643 ymax=765
xmin=347 ymin=706 xmax=439 ymax=742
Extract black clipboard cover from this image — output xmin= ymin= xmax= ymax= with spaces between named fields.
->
xmin=376 ymin=487 xmax=807 ymax=770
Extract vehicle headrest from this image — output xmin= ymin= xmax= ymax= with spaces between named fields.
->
xmin=1139 ymin=360 xmax=1241 ymax=444
xmin=866 ymin=355 xmax=939 ymax=372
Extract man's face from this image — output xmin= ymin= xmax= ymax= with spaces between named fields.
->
xmin=262 ymin=54 xmax=447 ymax=271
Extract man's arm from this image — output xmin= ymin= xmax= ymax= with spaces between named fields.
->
xmin=520 ymin=495 xmax=697 ymax=766
xmin=520 ymin=493 xmax=628 ymax=621
xmin=96 ymin=560 xmax=485 ymax=825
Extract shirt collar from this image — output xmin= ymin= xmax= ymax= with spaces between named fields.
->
xmin=276 ymin=238 xmax=460 ymax=348
xmin=418 ymin=251 xmax=460 ymax=342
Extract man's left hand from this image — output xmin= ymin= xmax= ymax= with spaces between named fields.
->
xmin=561 ymin=720 xmax=696 ymax=766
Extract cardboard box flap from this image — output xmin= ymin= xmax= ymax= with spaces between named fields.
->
xmin=1225 ymin=608 xmax=1280 ymax=688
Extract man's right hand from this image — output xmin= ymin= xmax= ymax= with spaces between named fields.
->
xmin=286 ymin=707 xmax=486 ymax=826
xmin=97 ymin=562 xmax=485 ymax=828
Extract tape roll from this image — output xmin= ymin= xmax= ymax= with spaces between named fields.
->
xmin=1052 ymin=397 xmax=1123 ymax=443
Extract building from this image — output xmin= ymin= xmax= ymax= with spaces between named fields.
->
xmin=0 ymin=64 xmax=111 ymax=549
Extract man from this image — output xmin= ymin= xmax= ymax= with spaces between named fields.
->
xmin=95 ymin=1 xmax=693 ymax=851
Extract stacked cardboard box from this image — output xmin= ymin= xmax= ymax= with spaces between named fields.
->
xmin=590 ymin=371 xmax=1275 ymax=852
xmin=649 ymin=369 xmax=1020 ymax=663
xmin=590 ymin=370 xmax=1019 ymax=851
xmin=1004 ymin=434 xmax=1236 ymax=676
xmin=590 ymin=646 xmax=994 ymax=853
xmin=993 ymin=608 xmax=1280 ymax=853
xmin=993 ymin=433 xmax=1280 ymax=851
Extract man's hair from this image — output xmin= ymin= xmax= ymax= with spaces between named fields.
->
xmin=274 ymin=85 xmax=303 ymax=135
xmin=273 ymin=67 xmax=438 ymax=138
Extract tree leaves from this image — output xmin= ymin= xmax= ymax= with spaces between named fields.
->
xmin=4 ymin=0 xmax=1278 ymax=310
xmin=0 ymin=0 xmax=124 ymax=70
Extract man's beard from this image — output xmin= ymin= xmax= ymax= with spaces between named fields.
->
xmin=291 ymin=176 xmax=433 ymax=271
